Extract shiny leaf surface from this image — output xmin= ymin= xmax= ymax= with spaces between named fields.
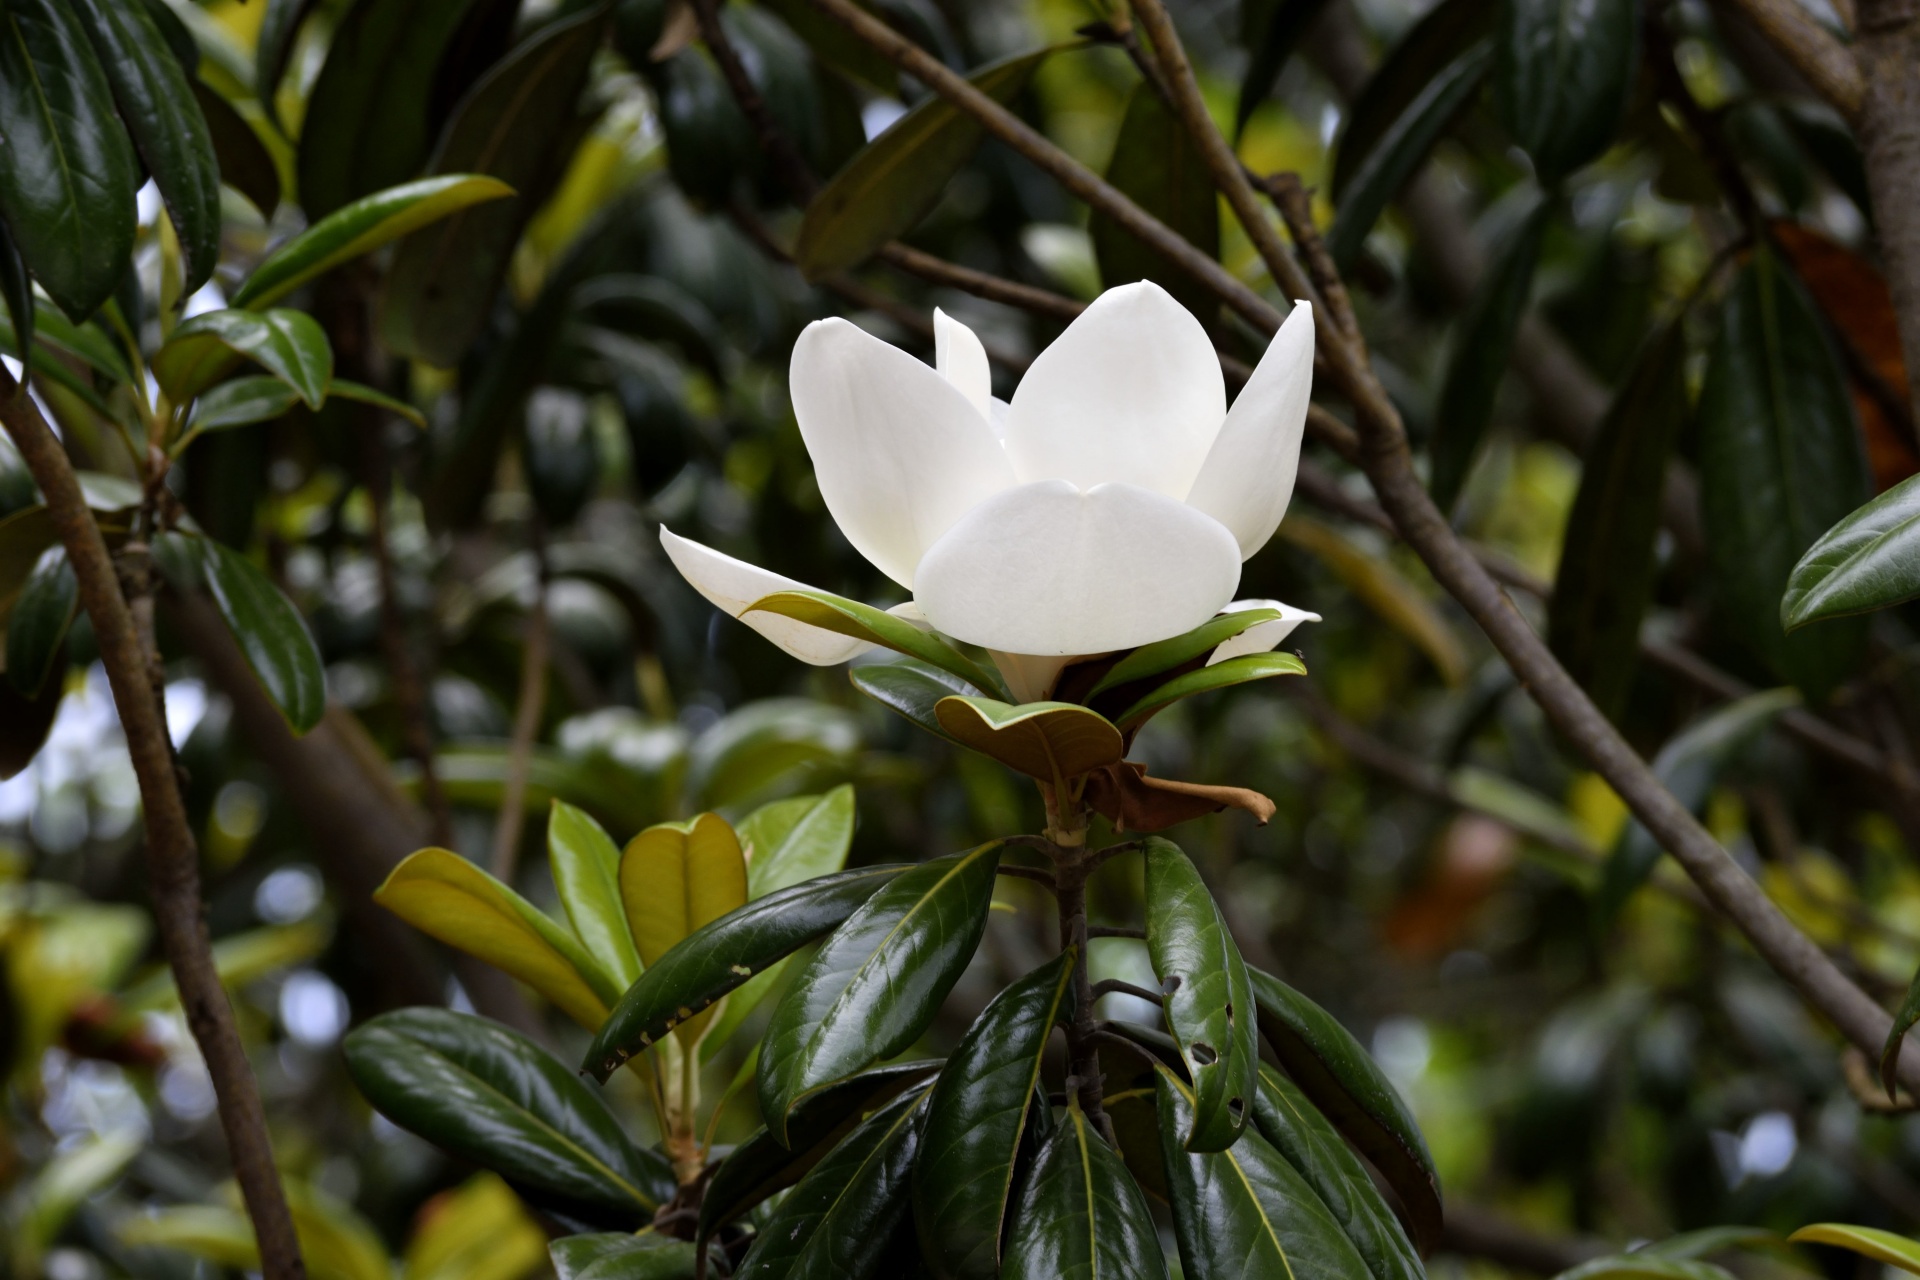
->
xmin=1087 ymin=609 xmax=1283 ymax=698
xmin=934 ymin=697 xmax=1124 ymax=783
xmin=1002 ymin=1103 xmax=1168 ymax=1280
xmin=154 ymin=308 xmax=333 ymax=409
xmin=186 ymin=534 xmax=326 ymax=733
xmin=851 ymin=659 xmax=980 ymax=741
xmin=1114 ymin=652 xmax=1307 ymax=734
xmin=747 ymin=588 xmax=1006 ymax=695
xmin=5 ymin=546 xmax=74 ymax=697
xmin=548 ymin=801 xmax=643 ymax=994
xmin=549 ymin=1233 xmax=710 ymax=1280
xmin=1789 ymin=1225 xmax=1920 ymax=1277
xmin=1783 ymin=469 xmax=1920 ymax=629
xmin=1495 ymin=0 xmax=1641 ymax=182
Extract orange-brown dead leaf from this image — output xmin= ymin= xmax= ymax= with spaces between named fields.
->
xmin=1083 ymin=760 xmax=1276 ymax=833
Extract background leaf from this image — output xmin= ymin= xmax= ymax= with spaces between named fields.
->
xmin=1091 ymin=81 xmax=1220 ymax=324
xmin=1782 ymin=470 xmax=1920 ymax=628
xmin=1495 ymin=0 xmax=1641 ymax=182
xmin=192 ymin=533 xmax=327 ymax=733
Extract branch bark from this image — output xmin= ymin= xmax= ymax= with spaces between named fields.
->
xmin=1714 ymin=0 xmax=1865 ymax=118
xmin=1855 ymin=0 xmax=1920 ymax=428
xmin=0 ymin=373 xmax=307 ymax=1279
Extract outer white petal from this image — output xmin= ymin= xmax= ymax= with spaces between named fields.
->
xmin=1206 ymin=598 xmax=1321 ymax=665
xmin=1184 ymin=300 xmax=1314 ymax=559
xmin=989 ymin=650 xmax=1076 ymax=704
xmin=660 ymin=527 xmax=873 ymax=666
xmin=915 ymin=480 xmax=1241 ymax=656
xmin=791 ymin=318 xmax=1015 ymax=589
xmin=934 ymin=308 xmax=993 ymax=421
xmin=1002 ymin=281 xmax=1226 ymax=498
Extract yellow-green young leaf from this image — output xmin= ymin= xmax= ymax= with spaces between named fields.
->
xmin=16 ymin=1134 xmax=144 ymax=1268
xmin=374 ymin=847 xmax=613 ymax=1027
xmin=1278 ymin=514 xmax=1468 ymax=685
xmin=117 ymin=1206 xmax=258 ymax=1270
xmin=620 ymin=814 xmax=749 ymax=968
xmin=401 ymin=1174 xmax=548 ymax=1280
xmin=933 ymin=697 xmax=1124 ymax=783
xmin=122 ymin=1183 xmax=393 ymax=1280
xmin=1790 ymin=1225 xmax=1920 ymax=1277
xmin=547 ymin=801 xmax=641 ymax=992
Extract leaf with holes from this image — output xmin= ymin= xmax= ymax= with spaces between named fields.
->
xmin=934 ymin=697 xmax=1123 ymax=783
xmin=759 ymin=844 xmax=1001 ymax=1144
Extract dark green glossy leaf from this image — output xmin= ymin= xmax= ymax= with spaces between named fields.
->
xmin=1549 ymin=321 xmax=1688 ymax=722
xmin=1783 ymin=469 xmax=1920 ymax=629
xmin=550 ymin=1233 xmax=713 ymax=1280
xmin=1002 ymin=1103 xmax=1168 ymax=1280
xmin=1091 ymin=81 xmax=1220 ymax=323
xmin=0 ymin=637 xmax=63 ymax=779
xmin=327 ymin=378 xmax=426 ymax=426
xmin=914 ymin=949 xmax=1077 ymax=1280
xmin=736 ymin=1085 xmax=932 ymax=1280
xmin=1596 ymin=687 xmax=1798 ymax=922
xmin=1332 ymin=0 xmax=1489 ymax=200
xmin=1114 ymin=651 xmax=1306 ymax=733
xmin=1884 ymin=958 xmax=1920 ymax=1099
xmin=1158 ymin=1067 xmax=1374 ymax=1280
xmin=32 ymin=300 xmax=129 ymax=384
xmin=0 ymin=0 xmax=139 ymax=320
xmin=380 ymin=7 xmax=605 ymax=367
xmin=1145 ymin=838 xmax=1257 ymax=1152
xmin=190 ymin=82 xmax=282 ymax=218
xmin=0 ymin=216 xmax=31 ymax=360
xmin=701 ymin=1062 xmax=942 ymax=1240
xmin=1699 ymin=235 xmax=1870 ymax=698
xmin=1236 ymin=0 xmax=1334 ymax=137
xmin=747 ymin=588 xmax=1007 ymax=696
xmin=343 ymin=1008 xmax=674 ymax=1227
xmin=70 ymin=0 xmax=221 ymax=294
xmin=177 ymin=532 xmax=326 ymax=734
xmin=851 ymin=659 xmax=980 ymax=740
xmin=584 ymin=865 xmax=906 ymax=1080
xmin=297 ymin=0 xmax=491 ymax=218
xmin=1248 ymin=967 xmax=1442 ymax=1252
xmin=6 ymin=546 xmax=75 ymax=697
xmin=153 ymin=308 xmax=332 ymax=409
xmin=255 ymin=0 xmax=323 ymax=124
xmin=1430 ymin=189 xmax=1551 ymax=513
xmin=1328 ymin=37 xmax=1490 ymax=271
xmin=1252 ymin=1064 xmax=1424 ymax=1280
xmin=231 ymin=174 xmax=514 ymax=309
xmin=0 ymin=313 xmax=117 ymax=419
xmin=759 ymin=844 xmax=1002 ymax=1144
xmin=933 ymin=697 xmax=1124 ymax=783
xmin=1495 ymin=0 xmax=1640 ymax=182
xmin=178 ymin=376 xmax=301 ymax=444
xmin=1087 ymin=609 xmax=1283 ymax=698
xmin=794 ymin=47 xmax=1054 ymax=278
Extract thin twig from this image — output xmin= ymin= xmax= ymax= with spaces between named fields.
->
xmin=0 ymin=371 xmax=307 ymax=1279
xmin=995 ymin=863 xmax=1058 ymax=892
xmin=1258 ymin=172 xmax=1362 ymax=342
xmin=490 ymin=529 xmax=551 ymax=882
xmin=1088 ymin=924 xmax=1146 ymax=939
xmin=1092 ymin=978 xmax=1165 ymax=1006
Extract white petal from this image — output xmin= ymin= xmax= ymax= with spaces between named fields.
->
xmin=1002 ymin=282 xmax=1226 ymax=498
xmin=915 ymin=480 xmax=1241 ymax=656
xmin=1184 ymin=300 xmax=1314 ymax=559
xmin=887 ymin=600 xmax=933 ymax=632
xmin=1207 ymin=599 xmax=1321 ymax=664
xmin=659 ymin=527 xmax=874 ymax=666
xmin=934 ymin=308 xmax=993 ymax=421
xmin=791 ymin=318 xmax=1016 ymax=589
xmin=987 ymin=396 xmax=1011 ymax=440
xmin=989 ymin=650 xmax=1076 ymax=704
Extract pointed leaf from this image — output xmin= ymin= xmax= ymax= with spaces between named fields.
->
xmin=1552 ymin=1258 xmax=1739 ymax=1280
xmin=1091 ymin=81 xmax=1220 ymax=322
xmin=1596 ymin=688 xmax=1798 ymax=922
xmin=740 ymin=784 xmax=857 ymax=897
xmin=182 ymin=533 xmax=326 ymax=733
xmin=255 ymin=0 xmax=323 ymax=123
xmin=189 ymin=82 xmax=282 ymax=218
xmin=230 ymin=175 xmax=515 ymax=309
xmin=153 ymin=308 xmax=333 ymax=409
xmin=1430 ymin=190 xmax=1551 ymax=513
xmin=0 ymin=638 xmax=63 ymax=779
xmin=1494 ymin=0 xmax=1641 ymax=182
xmin=1252 ymin=1064 xmax=1425 ymax=1280
xmin=0 ymin=215 xmax=32 ymax=358
xmin=620 ymin=812 xmax=748 ymax=1044
xmin=549 ymin=1233 xmax=714 ymax=1280
xmin=175 ymin=376 xmax=301 ymax=450
xmin=1783 ymin=469 xmax=1920 ymax=629
xmin=6 ymin=546 xmax=75 ymax=697
xmin=327 ymin=377 xmax=426 ymax=426
xmin=375 ymin=846 xmax=615 ymax=1028
xmin=380 ymin=6 xmax=604 ymax=367
xmin=1157 ymin=1067 xmax=1374 ymax=1280
xmin=914 ymin=949 xmax=1077 ymax=1280
xmin=1114 ymin=651 xmax=1307 ymax=733
xmin=794 ymin=47 xmax=1055 ymax=278
xmin=702 ymin=1062 xmax=943 ymax=1240
xmin=583 ymin=865 xmax=907 ymax=1080
xmin=33 ymin=298 xmax=131 ymax=383
xmin=1700 ymin=245 xmax=1871 ymax=698
xmin=1248 ymin=967 xmax=1442 ymax=1252
xmin=1331 ymin=0 xmax=1490 ymax=200
xmin=734 ymin=1086 xmax=932 ymax=1280
xmin=344 ymin=1008 xmax=673 ymax=1227
xmin=1088 ymin=609 xmax=1283 ymax=698
xmin=70 ymin=0 xmax=221 ymax=293
xmin=1145 ymin=838 xmax=1258 ymax=1152
xmin=851 ymin=659 xmax=979 ymax=741
xmin=1002 ymin=1103 xmax=1168 ymax=1280
xmin=549 ymin=801 xmax=643 ymax=993
xmin=0 ymin=0 xmax=139 ymax=320
xmin=747 ymin=588 xmax=1006 ymax=694
xmin=1549 ymin=321 xmax=1688 ymax=722
xmin=1236 ymin=0 xmax=1336 ymax=137
xmin=1789 ymin=1225 xmax=1920 ymax=1277
xmin=934 ymin=696 xmax=1124 ymax=783
xmin=759 ymin=844 xmax=1002 ymax=1143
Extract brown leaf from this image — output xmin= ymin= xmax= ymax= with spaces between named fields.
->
xmin=1083 ymin=760 xmax=1276 ymax=833
xmin=1771 ymin=220 xmax=1919 ymax=491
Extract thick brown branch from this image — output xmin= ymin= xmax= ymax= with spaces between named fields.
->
xmin=0 ymin=373 xmax=307 ymax=1279
xmin=1713 ymin=0 xmax=1865 ymax=118
xmin=1855 ymin=0 xmax=1920 ymax=428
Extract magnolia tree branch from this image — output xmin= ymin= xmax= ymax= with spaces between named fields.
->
xmin=799 ymin=0 xmax=1920 ymax=1091
xmin=1853 ymin=0 xmax=1920 ymax=428
xmin=0 ymin=373 xmax=307 ymax=1279
xmin=1714 ymin=0 xmax=1865 ymax=118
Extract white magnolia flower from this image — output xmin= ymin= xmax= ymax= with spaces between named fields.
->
xmin=660 ymin=281 xmax=1319 ymax=700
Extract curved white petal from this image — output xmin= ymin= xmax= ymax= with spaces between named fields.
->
xmin=791 ymin=318 xmax=1015 ymax=589
xmin=915 ymin=480 xmax=1241 ymax=656
xmin=887 ymin=600 xmax=932 ymax=632
xmin=1002 ymin=282 xmax=1226 ymax=498
xmin=987 ymin=396 xmax=1011 ymax=440
xmin=1184 ymin=300 xmax=1314 ymax=559
xmin=1206 ymin=598 xmax=1321 ymax=665
xmin=989 ymin=650 xmax=1076 ymax=704
xmin=934 ymin=308 xmax=993 ymax=421
xmin=660 ymin=527 xmax=873 ymax=666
